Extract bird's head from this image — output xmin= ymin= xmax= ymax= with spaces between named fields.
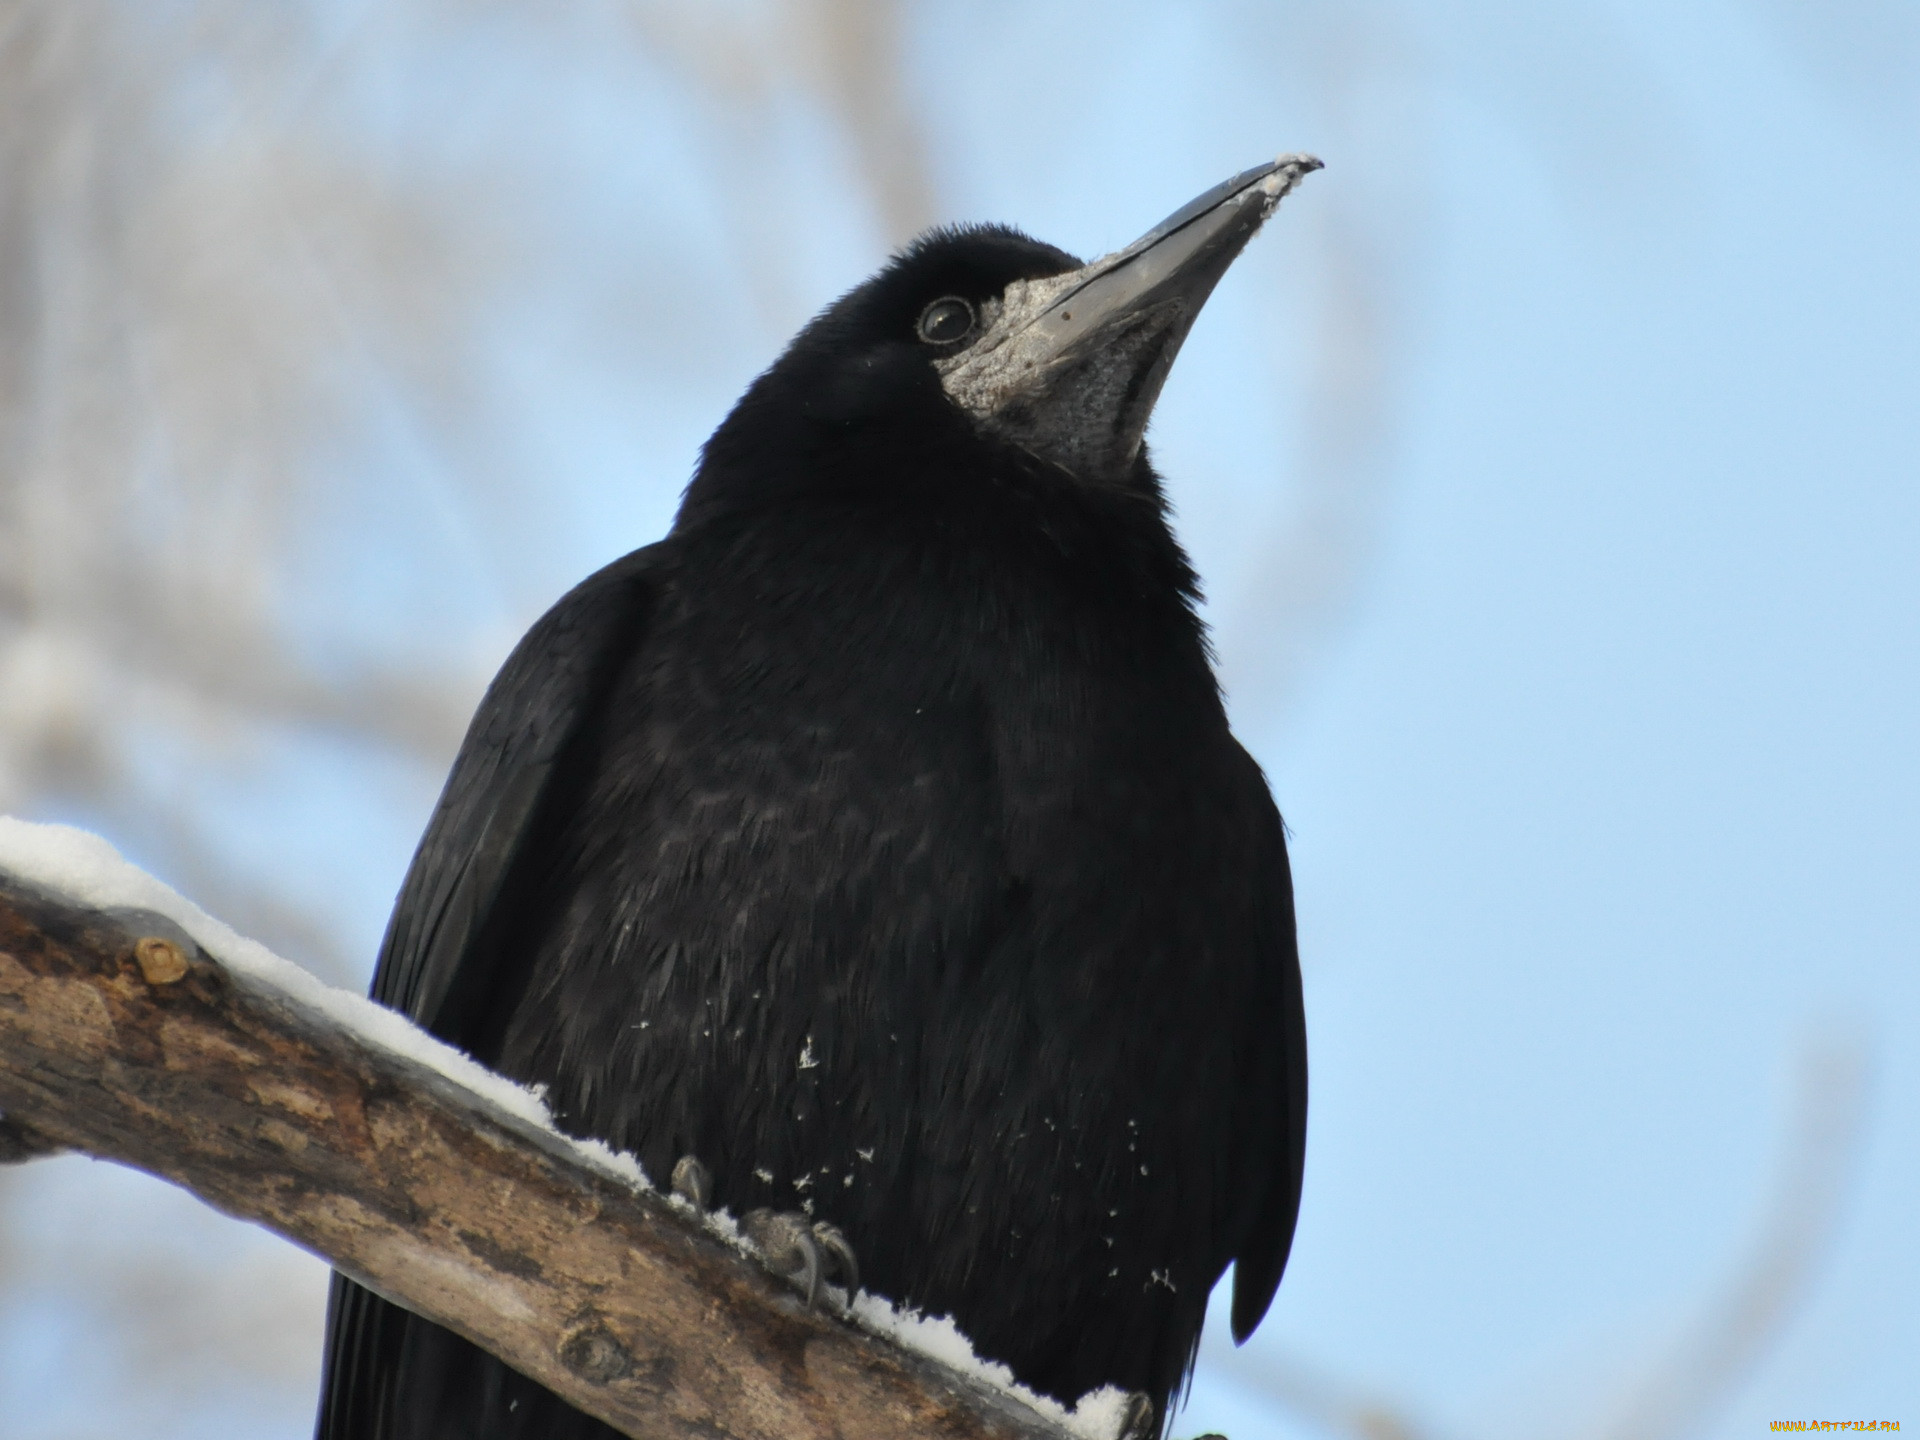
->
xmin=688 ymin=156 xmax=1321 ymax=516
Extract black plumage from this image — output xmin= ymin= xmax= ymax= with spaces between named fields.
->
xmin=318 ymin=160 xmax=1313 ymax=1440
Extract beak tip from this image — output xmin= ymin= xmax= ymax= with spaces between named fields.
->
xmin=1258 ymin=153 xmax=1324 ymax=203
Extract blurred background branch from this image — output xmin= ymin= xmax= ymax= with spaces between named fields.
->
xmin=1594 ymin=1037 xmax=1872 ymax=1440
xmin=0 ymin=0 xmax=486 ymax=973
xmin=1199 ymin=1033 xmax=1874 ymax=1440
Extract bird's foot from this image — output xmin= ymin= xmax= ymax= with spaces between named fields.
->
xmin=670 ymin=1154 xmax=713 ymax=1212
xmin=741 ymin=1207 xmax=860 ymax=1311
xmin=671 ymin=1158 xmax=860 ymax=1312
xmin=1117 ymin=1392 xmax=1158 ymax=1440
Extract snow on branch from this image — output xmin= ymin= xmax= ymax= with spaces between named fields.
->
xmin=0 ymin=818 xmax=1124 ymax=1440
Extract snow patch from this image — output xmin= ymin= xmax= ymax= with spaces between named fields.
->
xmin=0 ymin=816 xmax=629 ymax=1178
xmin=849 ymin=1292 xmax=1130 ymax=1440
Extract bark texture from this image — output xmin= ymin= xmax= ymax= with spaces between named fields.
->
xmin=0 ymin=874 xmax=1081 ymax=1440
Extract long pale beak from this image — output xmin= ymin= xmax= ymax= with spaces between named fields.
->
xmin=937 ymin=154 xmax=1321 ymax=481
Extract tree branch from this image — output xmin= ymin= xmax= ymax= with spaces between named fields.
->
xmin=0 ymin=867 xmax=1086 ymax=1440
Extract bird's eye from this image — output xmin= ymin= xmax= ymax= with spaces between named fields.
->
xmin=916 ymin=297 xmax=976 ymax=346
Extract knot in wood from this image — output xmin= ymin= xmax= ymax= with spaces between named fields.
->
xmin=559 ymin=1322 xmax=634 ymax=1385
xmin=133 ymin=936 xmax=189 ymax=986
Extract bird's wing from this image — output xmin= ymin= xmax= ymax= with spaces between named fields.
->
xmin=1226 ymin=739 xmax=1309 ymax=1344
xmin=371 ymin=543 xmax=664 ymax=1037
xmin=317 ymin=544 xmax=663 ymax=1440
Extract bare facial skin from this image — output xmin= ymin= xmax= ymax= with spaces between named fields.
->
xmin=935 ymin=155 xmax=1320 ymax=481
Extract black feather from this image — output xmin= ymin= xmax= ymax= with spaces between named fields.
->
xmin=317 ymin=225 xmax=1305 ymax=1440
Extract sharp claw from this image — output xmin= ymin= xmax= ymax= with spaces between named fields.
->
xmin=812 ymin=1219 xmax=859 ymax=1297
xmin=670 ymin=1154 xmax=712 ymax=1211
xmin=798 ymin=1228 xmax=823 ymax=1308
xmin=740 ymin=1208 xmax=862 ymax=1312
xmin=1118 ymin=1391 xmax=1157 ymax=1440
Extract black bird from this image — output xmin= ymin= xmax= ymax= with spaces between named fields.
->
xmin=317 ymin=156 xmax=1316 ymax=1440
